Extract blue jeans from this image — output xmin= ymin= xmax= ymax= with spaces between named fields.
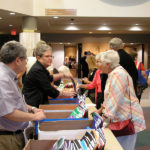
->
xmin=117 ymin=133 xmax=137 ymax=150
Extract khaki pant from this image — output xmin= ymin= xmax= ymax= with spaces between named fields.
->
xmin=0 ymin=133 xmax=25 ymax=150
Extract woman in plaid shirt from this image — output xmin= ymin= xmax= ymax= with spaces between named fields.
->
xmin=95 ymin=50 xmax=146 ymax=150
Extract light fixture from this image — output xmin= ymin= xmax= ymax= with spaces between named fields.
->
xmin=10 ymin=12 xmax=15 ymax=15
xmin=129 ymin=26 xmax=141 ymax=31
xmin=53 ymin=16 xmax=59 ymax=19
xmin=97 ymin=26 xmax=111 ymax=31
xmin=65 ymin=26 xmax=79 ymax=30
xmin=135 ymin=24 xmax=139 ymax=25
xmin=89 ymin=32 xmax=93 ymax=34
xmin=0 ymin=17 xmax=2 ymax=20
xmin=9 ymin=24 xmax=13 ymax=27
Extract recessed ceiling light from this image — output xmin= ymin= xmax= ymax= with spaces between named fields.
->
xmin=65 ymin=26 xmax=79 ymax=30
xmin=0 ymin=17 xmax=2 ymax=20
xmin=10 ymin=12 xmax=15 ymax=15
xmin=129 ymin=26 xmax=141 ymax=31
xmin=9 ymin=24 xmax=13 ymax=27
xmin=89 ymin=32 xmax=93 ymax=34
xmin=53 ymin=16 xmax=59 ymax=19
xmin=97 ymin=26 xmax=111 ymax=31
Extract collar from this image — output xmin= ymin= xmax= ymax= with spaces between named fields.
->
xmin=0 ymin=62 xmax=17 ymax=80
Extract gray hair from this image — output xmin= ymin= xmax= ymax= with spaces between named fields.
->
xmin=35 ymin=43 xmax=52 ymax=57
xmin=99 ymin=50 xmax=120 ymax=69
xmin=0 ymin=41 xmax=27 ymax=64
xmin=109 ymin=37 xmax=123 ymax=50
xmin=95 ymin=52 xmax=103 ymax=61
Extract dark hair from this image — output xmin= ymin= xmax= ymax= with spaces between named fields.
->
xmin=0 ymin=41 xmax=27 ymax=64
xmin=84 ymin=51 xmax=88 ymax=55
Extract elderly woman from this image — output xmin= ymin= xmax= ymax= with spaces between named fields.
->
xmin=78 ymin=55 xmax=103 ymax=109
xmin=23 ymin=44 xmax=75 ymax=108
xmin=95 ymin=50 xmax=146 ymax=150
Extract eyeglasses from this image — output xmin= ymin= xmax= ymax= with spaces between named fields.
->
xmin=42 ymin=55 xmax=54 ymax=58
xmin=20 ymin=56 xmax=28 ymax=61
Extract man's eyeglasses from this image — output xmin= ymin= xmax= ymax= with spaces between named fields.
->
xmin=20 ymin=56 xmax=28 ymax=61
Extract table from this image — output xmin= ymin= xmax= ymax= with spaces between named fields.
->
xmin=85 ymin=98 xmax=123 ymax=150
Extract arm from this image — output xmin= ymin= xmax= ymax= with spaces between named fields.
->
xmin=86 ymin=71 xmax=99 ymax=90
xmin=4 ymin=109 xmax=46 ymax=122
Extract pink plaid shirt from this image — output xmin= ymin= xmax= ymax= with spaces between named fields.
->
xmin=103 ymin=66 xmax=146 ymax=133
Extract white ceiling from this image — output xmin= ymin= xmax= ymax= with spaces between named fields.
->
xmin=1 ymin=9 xmax=150 ymax=35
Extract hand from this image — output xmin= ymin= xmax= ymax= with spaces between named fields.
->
xmin=76 ymin=83 xmax=81 ymax=89
xmin=64 ymin=90 xmax=76 ymax=97
xmin=82 ymin=77 xmax=89 ymax=84
xmin=33 ymin=111 xmax=46 ymax=121
xmin=63 ymin=72 xmax=73 ymax=78
xmin=32 ymin=108 xmax=44 ymax=114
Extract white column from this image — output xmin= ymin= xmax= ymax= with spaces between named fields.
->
xmin=19 ymin=17 xmax=41 ymax=56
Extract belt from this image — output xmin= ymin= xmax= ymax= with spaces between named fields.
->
xmin=0 ymin=130 xmax=23 ymax=135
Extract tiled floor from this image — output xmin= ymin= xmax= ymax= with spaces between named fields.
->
xmin=135 ymin=87 xmax=150 ymax=150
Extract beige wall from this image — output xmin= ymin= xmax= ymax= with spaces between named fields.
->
xmin=82 ymin=42 xmax=109 ymax=55
xmin=65 ymin=46 xmax=77 ymax=58
xmin=1 ymin=0 xmax=150 ymax=17
xmin=0 ymin=0 xmax=33 ymax=15
xmin=33 ymin=0 xmax=150 ymax=17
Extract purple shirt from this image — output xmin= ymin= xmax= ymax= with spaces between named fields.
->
xmin=0 ymin=62 xmax=28 ymax=131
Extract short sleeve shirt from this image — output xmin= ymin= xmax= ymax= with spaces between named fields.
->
xmin=0 ymin=62 xmax=28 ymax=131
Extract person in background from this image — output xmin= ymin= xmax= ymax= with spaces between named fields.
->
xmin=86 ymin=52 xmax=96 ymax=75
xmin=0 ymin=41 xmax=46 ymax=150
xmin=22 ymin=43 xmax=75 ymax=108
xmin=64 ymin=56 xmax=69 ymax=67
xmin=133 ymin=52 xmax=148 ymax=101
xmin=80 ymin=51 xmax=89 ymax=78
xmin=109 ymin=37 xmax=138 ymax=95
xmin=77 ymin=53 xmax=103 ymax=109
xmin=95 ymin=50 xmax=145 ymax=150
xmin=134 ymin=53 xmax=147 ymax=80
xmin=148 ymin=72 xmax=150 ymax=86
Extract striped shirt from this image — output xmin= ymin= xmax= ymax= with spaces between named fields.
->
xmin=103 ymin=66 xmax=146 ymax=133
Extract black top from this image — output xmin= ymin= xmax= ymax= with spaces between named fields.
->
xmin=22 ymin=61 xmax=59 ymax=107
xmin=118 ymin=49 xmax=138 ymax=93
xmin=80 ymin=56 xmax=89 ymax=77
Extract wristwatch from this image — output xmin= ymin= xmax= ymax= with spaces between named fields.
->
xmin=31 ymin=106 xmax=36 ymax=113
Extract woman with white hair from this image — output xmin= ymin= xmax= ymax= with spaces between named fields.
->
xmin=95 ymin=50 xmax=146 ymax=150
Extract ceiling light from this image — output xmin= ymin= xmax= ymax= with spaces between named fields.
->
xmin=129 ymin=26 xmax=141 ymax=31
xmin=0 ymin=17 xmax=2 ymax=20
xmin=135 ymin=24 xmax=139 ymax=25
xmin=53 ymin=16 xmax=59 ymax=19
xmin=97 ymin=26 xmax=111 ymax=31
xmin=9 ymin=24 xmax=13 ymax=27
xmin=10 ymin=12 xmax=15 ymax=15
xmin=59 ymin=43 xmax=63 ymax=44
xmin=89 ymin=32 xmax=93 ymax=34
xmin=65 ymin=26 xmax=79 ymax=30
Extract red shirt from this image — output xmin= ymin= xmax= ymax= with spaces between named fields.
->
xmin=135 ymin=61 xmax=145 ymax=71
xmin=86 ymin=69 xmax=101 ymax=103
